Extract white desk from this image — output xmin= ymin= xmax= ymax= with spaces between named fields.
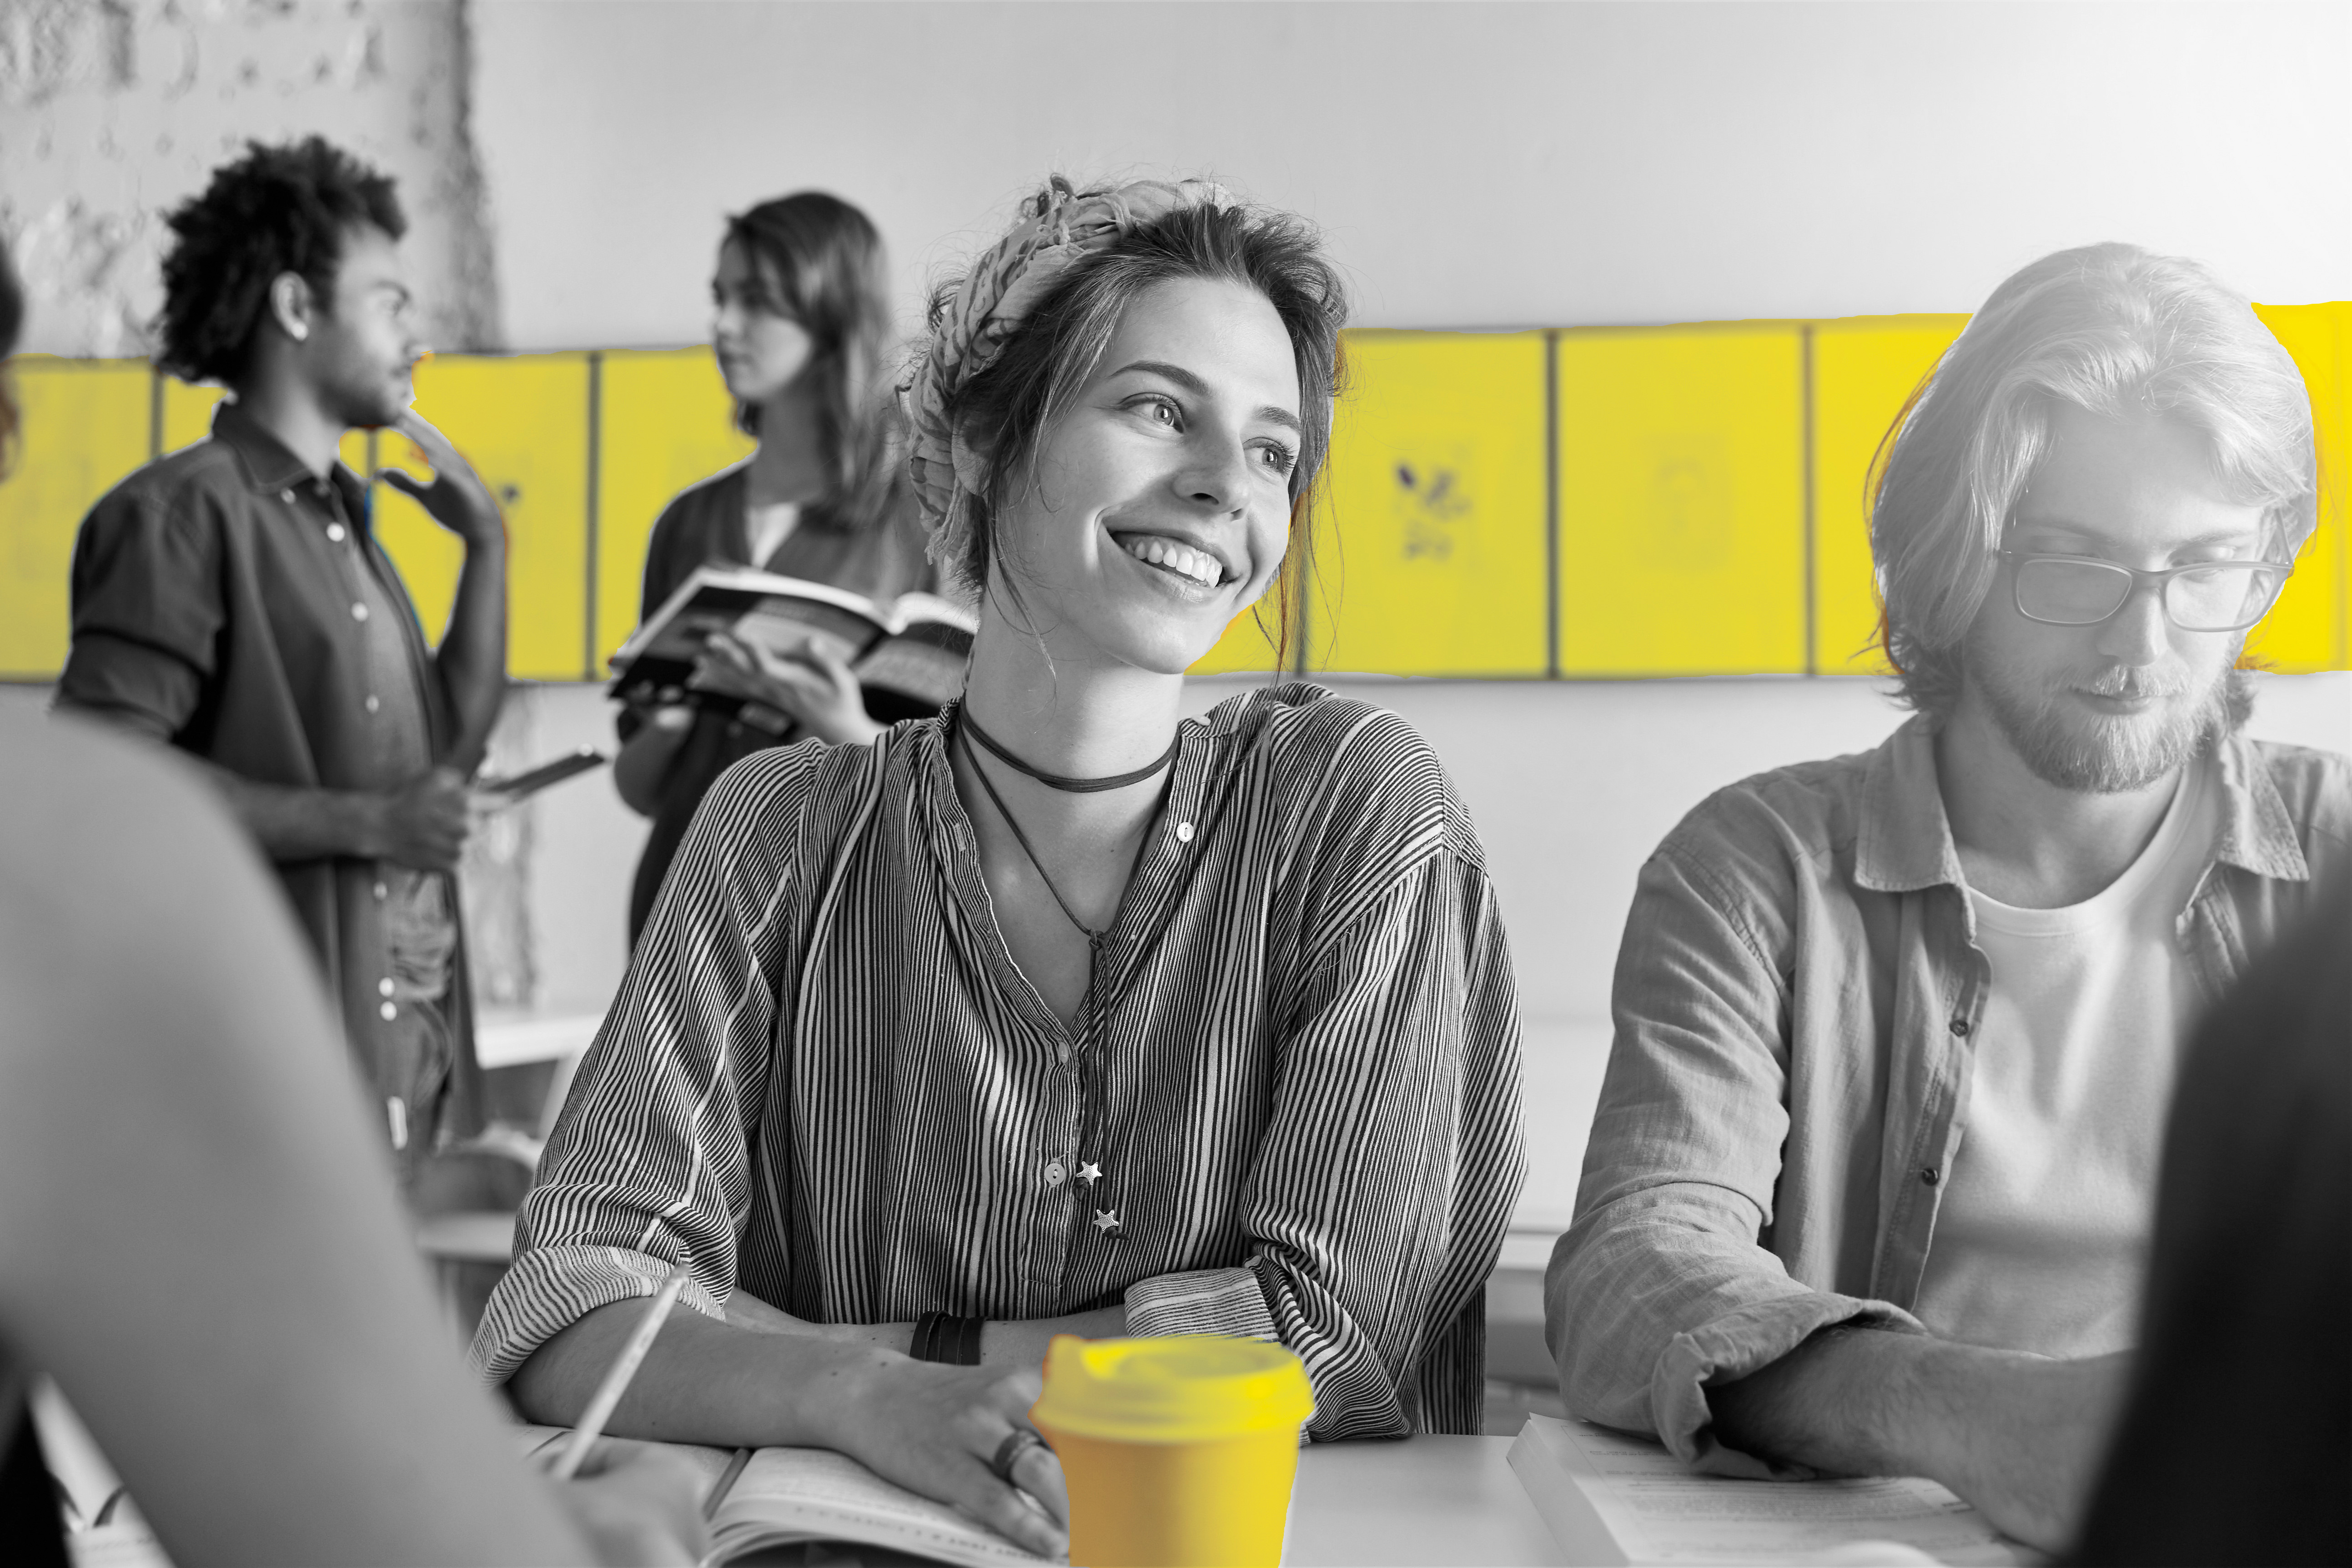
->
xmin=1288 ymin=1435 xmax=1566 ymax=1567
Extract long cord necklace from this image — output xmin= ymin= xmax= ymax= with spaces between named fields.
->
xmin=953 ymin=707 xmax=1179 ymax=1241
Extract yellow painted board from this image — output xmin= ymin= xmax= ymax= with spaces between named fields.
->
xmin=372 ymin=353 xmax=592 ymax=679
xmin=160 ymin=377 xmax=229 ymax=453
xmin=1556 ymin=323 xmax=1806 ymax=676
xmin=595 ymin=347 xmax=755 ymax=673
xmin=1272 ymin=329 xmax=1549 ymax=678
xmin=1809 ymin=316 xmax=1971 ymax=676
xmin=2247 ymin=302 xmax=2347 ymax=673
xmin=0 ymin=357 xmax=152 ymax=678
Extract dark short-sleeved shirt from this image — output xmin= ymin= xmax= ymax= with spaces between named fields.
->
xmin=623 ymin=462 xmax=938 ymax=942
xmin=53 ymin=400 xmax=481 ymax=1151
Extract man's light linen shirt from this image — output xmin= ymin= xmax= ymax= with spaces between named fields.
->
xmin=1546 ymin=714 xmax=2349 ymax=1475
xmin=1914 ymin=756 xmax=2218 ymax=1356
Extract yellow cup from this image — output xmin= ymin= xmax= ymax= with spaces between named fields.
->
xmin=1030 ymin=1335 xmax=1316 ymax=1568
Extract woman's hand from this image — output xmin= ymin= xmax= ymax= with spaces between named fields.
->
xmin=828 ymin=1358 xmax=1070 ymax=1560
xmin=691 ymin=629 xmax=885 ymax=745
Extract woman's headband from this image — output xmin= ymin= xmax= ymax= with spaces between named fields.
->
xmin=900 ymin=178 xmax=1230 ymax=577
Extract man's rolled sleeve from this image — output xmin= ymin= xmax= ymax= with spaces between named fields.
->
xmin=1547 ymin=836 xmax=1919 ymax=1475
xmin=55 ymin=489 xmax=224 ymax=738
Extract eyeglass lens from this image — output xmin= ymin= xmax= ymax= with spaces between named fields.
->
xmin=2015 ymin=559 xmax=2279 ymax=631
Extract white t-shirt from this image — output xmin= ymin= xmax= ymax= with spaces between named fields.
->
xmin=1913 ymin=758 xmax=2220 ymax=1356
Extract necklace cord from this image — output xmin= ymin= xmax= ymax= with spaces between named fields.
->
xmin=954 ymin=715 xmax=1151 ymax=1204
xmin=961 ymin=708 xmax=1180 ymax=793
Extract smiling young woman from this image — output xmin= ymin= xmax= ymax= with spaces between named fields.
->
xmin=477 ymin=178 xmax=1526 ymax=1549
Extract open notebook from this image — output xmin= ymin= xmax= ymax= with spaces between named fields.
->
xmin=518 ymin=1426 xmax=1056 ymax=1567
xmin=1507 ymin=1415 xmax=2042 ymax=1566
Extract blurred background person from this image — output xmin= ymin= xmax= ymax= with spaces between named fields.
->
xmin=0 ymin=226 xmax=703 ymax=1568
xmin=609 ymin=191 xmax=935 ymax=945
xmin=49 ymin=136 xmax=511 ymax=1187
xmin=2072 ymin=874 xmax=2349 ymax=1566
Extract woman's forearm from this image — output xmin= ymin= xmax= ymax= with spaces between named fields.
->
xmin=612 ymin=707 xmax=694 ymax=817
xmin=511 ymin=1297 xmax=890 ymax=1451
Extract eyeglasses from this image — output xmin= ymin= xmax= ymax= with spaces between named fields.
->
xmin=1998 ymin=550 xmax=2288 ymax=633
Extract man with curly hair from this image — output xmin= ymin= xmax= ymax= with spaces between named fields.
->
xmin=54 ymin=137 xmax=509 ymax=1185
xmin=1547 ymin=245 xmax=2350 ymax=1554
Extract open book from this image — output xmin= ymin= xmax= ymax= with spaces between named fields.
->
xmin=609 ymin=565 xmax=976 ymax=724
xmin=518 ymin=1426 xmax=1055 ymax=1568
xmin=1507 ymin=1415 xmax=2042 ymax=1566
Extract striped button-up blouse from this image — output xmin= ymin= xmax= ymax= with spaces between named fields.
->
xmin=474 ymin=683 xmax=1526 ymax=1438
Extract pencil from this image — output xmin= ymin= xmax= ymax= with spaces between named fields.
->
xmin=547 ymin=1260 xmax=693 ymax=1482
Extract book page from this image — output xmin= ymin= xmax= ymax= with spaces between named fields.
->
xmin=1512 ymin=1416 xmax=2044 ymax=1566
xmin=713 ymin=1447 xmax=1051 ymax=1568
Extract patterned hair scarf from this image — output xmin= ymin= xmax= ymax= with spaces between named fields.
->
xmin=901 ymin=178 xmax=1231 ymax=576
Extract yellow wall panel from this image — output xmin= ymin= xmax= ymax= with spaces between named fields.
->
xmin=595 ymin=348 xmax=755 ymax=672
xmin=0 ymin=358 xmax=151 ymax=678
xmin=1284 ymin=330 xmax=1549 ymax=677
xmin=1809 ymin=315 xmax=1970 ymax=675
xmin=1556 ymin=324 xmax=1805 ymax=676
xmin=372 ymin=353 xmax=592 ymax=678
xmin=2247 ymin=302 xmax=2347 ymax=673
xmin=160 ymin=377 xmax=229 ymax=453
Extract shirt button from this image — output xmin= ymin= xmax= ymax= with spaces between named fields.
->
xmin=379 ymin=1000 xmax=398 ymax=1021
xmin=364 ymin=694 xmax=381 ymax=714
xmin=1921 ymin=1166 xmax=1941 ymax=1186
xmin=1056 ymin=1045 xmax=1072 ymax=1065
xmin=1949 ymin=1017 xmax=1971 ymax=1037
xmin=327 ymin=523 xmax=347 ymax=543
xmin=372 ymin=881 xmax=388 ymax=900
xmin=1175 ymin=821 xmax=1195 ymax=844
xmin=351 ymin=602 xmax=369 ymax=622
xmin=378 ymin=977 xmax=395 ymax=997
xmin=1043 ymin=1161 xmax=1066 ymax=1188
xmin=280 ymin=488 xmax=296 ymax=504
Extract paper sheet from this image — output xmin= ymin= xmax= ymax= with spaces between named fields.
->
xmin=1509 ymin=1415 xmax=2045 ymax=1565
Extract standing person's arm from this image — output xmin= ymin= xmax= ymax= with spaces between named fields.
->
xmin=0 ymin=713 xmax=704 ymax=1566
xmin=380 ymin=411 xmax=507 ymax=775
xmin=1549 ymin=819 xmax=2124 ymax=1553
xmin=53 ymin=485 xmax=471 ymax=870
xmin=613 ymin=501 xmax=698 ymax=818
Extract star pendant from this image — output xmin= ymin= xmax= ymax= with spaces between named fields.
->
xmin=1076 ymin=1161 xmax=1103 ymax=1186
xmin=1092 ymin=1207 xmax=1122 ymax=1235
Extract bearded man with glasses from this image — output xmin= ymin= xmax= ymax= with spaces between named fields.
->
xmin=1546 ymin=244 xmax=2347 ymax=1555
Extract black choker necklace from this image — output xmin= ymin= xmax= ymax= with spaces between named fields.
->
xmin=959 ymin=709 xmax=1180 ymax=794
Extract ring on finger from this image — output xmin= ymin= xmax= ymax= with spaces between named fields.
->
xmin=990 ymin=1428 xmax=1047 ymax=1485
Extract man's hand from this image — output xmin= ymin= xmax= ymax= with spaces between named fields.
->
xmin=1925 ymin=1348 xmax=2131 ymax=1551
xmin=377 ymin=411 xmax=504 ymax=549
xmin=692 ymin=629 xmax=884 ymax=746
xmin=1709 ymin=1328 xmax=2132 ymax=1555
xmin=547 ymin=1437 xmax=711 ymax=1567
xmin=367 ymin=767 xmax=472 ymax=871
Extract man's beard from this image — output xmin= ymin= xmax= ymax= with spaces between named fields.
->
xmin=1969 ymin=652 xmax=2248 ymax=794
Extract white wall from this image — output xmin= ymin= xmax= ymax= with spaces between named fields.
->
xmin=0 ymin=0 xmax=497 ymax=358
xmin=473 ymin=0 xmax=2352 ymax=349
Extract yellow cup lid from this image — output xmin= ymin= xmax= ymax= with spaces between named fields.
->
xmin=1030 ymin=1335 xmax=1317 ymax=1443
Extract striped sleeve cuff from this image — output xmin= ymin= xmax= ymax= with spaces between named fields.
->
xmin=469 ymin=1244 xmax=726 ymax=1386
xmin=1122 ymin=1267 xmax=1281 ymax=1342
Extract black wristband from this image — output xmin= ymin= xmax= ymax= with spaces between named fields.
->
xmin=912 ymin=1311 xmax=985 ymax=1365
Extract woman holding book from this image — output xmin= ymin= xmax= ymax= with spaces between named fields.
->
xmin=482 ymin=178 xmax=1525 ymax=1557
xmin=611 ymin=191 xmax=935 ymax=944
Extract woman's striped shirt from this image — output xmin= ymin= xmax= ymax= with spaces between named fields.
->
xmin=473 ymin=683 xmax=1526 ymax=1438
